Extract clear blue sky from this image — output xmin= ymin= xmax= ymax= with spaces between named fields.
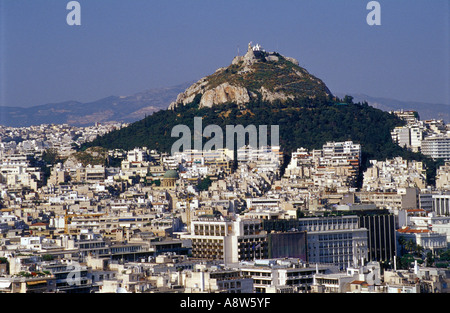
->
xmin=1 ymin=0 xmax=449 ymax=107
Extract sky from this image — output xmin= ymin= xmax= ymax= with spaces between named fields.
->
xmin=0 ymin=0 xmax=449 ymax=108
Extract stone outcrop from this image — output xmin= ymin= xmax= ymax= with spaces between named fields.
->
xmin=168 ymin=78 xmax=209 ymax=109
xmin=200 ymin=83 xmax=251 ymax=108
xmin=259 ymin=86 xmax=294 ymax=103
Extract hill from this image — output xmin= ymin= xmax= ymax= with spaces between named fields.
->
xmin=82 ymin=44 xmax=442 ymax=186
xmin=168 ymin=42 xmax=331 ymax=110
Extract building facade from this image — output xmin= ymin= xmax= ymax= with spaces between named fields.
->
xmin=182 ymin=218 xmax=267 ymax=264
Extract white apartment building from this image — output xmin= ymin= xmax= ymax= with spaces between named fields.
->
xmin=246 ymin=197 xmax=281 ymax=210
xmin=391 ymin=125 xmax=424 ymax=152
xmin=234 ymin=259 xmax=338 ymax=293
xmin=421 ymin=136 xmax=450 ymax=161
xmin=126 ymin=147 xmax=149 ymax=162
xmin=363 ymin=157 xmax=426 ymax=192
xmin=237 ymin=145 xmax=282 ymax=168
xmin=312 ymin=261 xmax=382 ymax=293
xmin=173 ymin=148 xmax=234 ymax=164
xmin=0 ymin=154 xmax=43 ymax=190
xmin=297 ymin=216 xmax=369 ymax=269
xmin=182 ymin=217 xmax=267 ymax=264
xmin=321 ymin=141 xmax=361 ymax=165
xmin=390 ymin=110 xmax=418 ymax=125
xmin=283 ymin=142 xmax=361 ymax=190
xmin=183 ymin=265 xmax=253 ymax=293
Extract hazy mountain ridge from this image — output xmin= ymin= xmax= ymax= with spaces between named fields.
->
xmin=2 ymin=87 xmax=447 ymax=128
xmin=0 ymin=82 xmax=191 ymax=127
xmin=335 ymin=92 xmax=450 ymax=123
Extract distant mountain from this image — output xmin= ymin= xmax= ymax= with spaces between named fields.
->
xmin=0 ymin=82 xmax=191 ymax=127
xmin=335 ymin=92 xmax=450 ymax=123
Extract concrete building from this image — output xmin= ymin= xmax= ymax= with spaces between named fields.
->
xmin=357 ymin=187 xmax=419 ymax=212
xmin=312 ymin=261 xmax=382 ymax=293
xmin=358 ymin=212 xmax=397 ymax=264
xmin=183 ymin=264 xmax=253 ymax=293
xmin=432 ymin=194 xmax=450 ymax=216
xmin=182 ymin=217 xmax=267 ymax=264
xmin=421 ymin=136 xmax=450 ymax=161
xmin=298 ymin=216 xmax=368 ymax=269
xmin=262 ymin=215 xmax=369 ymax=270
xmin=235 ymin=259 xmax=338 ymax=293
xmin=0 ymin=276 xmax=56 ymax=293
xmin=436 ymin=162 xmax=450 ymax=190
xmin=391 ymin=125 xmax=423 ymax=152
xmin=42 ymin=261 xmax=92 ymax=293
xmin=362 ymin=158 xmax=426 ymax=192
xmin=397 ymin=227 xmax=447 ymax=253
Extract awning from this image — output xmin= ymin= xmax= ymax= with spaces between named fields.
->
xmin=0 ymin=281 xmax=12 ymax=288
xmin=26 ymin=280 xmax=48 ymax=286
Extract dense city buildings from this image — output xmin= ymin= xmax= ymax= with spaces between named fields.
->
xmin=0 ymin=117 xmax=449 ymax=294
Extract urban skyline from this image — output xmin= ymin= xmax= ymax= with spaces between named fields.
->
xmin=0 ymin=0 xmax=450 ymax=299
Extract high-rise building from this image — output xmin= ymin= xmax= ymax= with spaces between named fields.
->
xmin=358 ymin=213 xmax=397 ymax=264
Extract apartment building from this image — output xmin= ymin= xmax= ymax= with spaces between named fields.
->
xmin=436 ymin=162 xmax=450 ymax=190
xmin=75 ymin=165 xmax=106 ymax=182
xmin=297 ymin=216 xmax=368 ymax=269
xmin=421 ymin=136 xmax=450 ymax=161
xmin=235 ymin=259 xmax=337 ymax=293
xmin=391 ymin=110 xmax=418 ymax=124
xmin=0 ymin=276 xmax=57 ymax=293
xmin=391 ymin=125 xmax=424 ymax=152
xmin=182 ymin=217 xmax=267 ymax=264
xmin=357 ymin=187 xmax=419 ymax=212
xmin=322 ymin=141 xmax=361 ymax=165
xmin=312 ymin=261 xmax=382 ymax=293
xmin=0 ymin=154 xmax=43 ymax=191
xmin=363 ymin=157 xmax=426 ymax=192
xmin=183 ymin=265 xmax=253 ymax=293
xmin=42 ymin=261 xmax=92 ymax=293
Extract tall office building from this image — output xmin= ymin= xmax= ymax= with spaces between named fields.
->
xmin=358 ymin=213 xmax=397 ymax=264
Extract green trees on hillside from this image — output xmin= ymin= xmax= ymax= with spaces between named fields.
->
xmin=82 ymin=97 xmax=441 ymax=187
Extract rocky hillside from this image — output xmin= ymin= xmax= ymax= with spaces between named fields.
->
xmin=169 ymin=43 xmax=332 ymax=109
xmin=82 ymin=44 xmax=443 ymax=186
